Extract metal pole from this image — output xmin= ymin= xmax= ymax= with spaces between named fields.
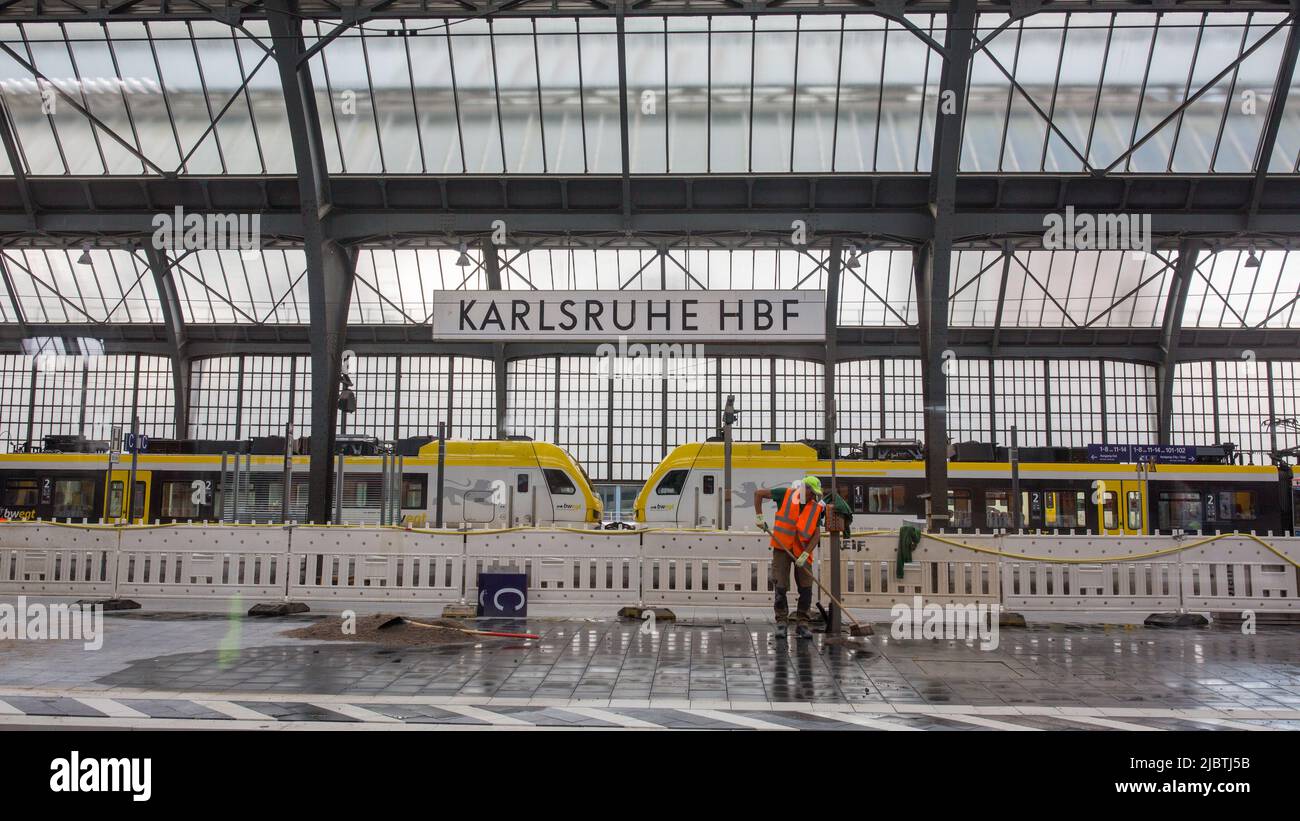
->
xmin=1010 ymin=425 xmax=1021 ymax=531
xmin=126 ymin=414 xmax=140 ymax=522
xmin=380 ymin=452 xmax=389 ymax=526
xmin=218 ymin=451 xmax=227 ymax=523
xmin=282 ymin=423 xmax=293 ymax=524
xmin=397 ymin=455 xmax=405 ymax=526
xmin=723 ymin=394 xmax=735 ymax=530
xmin=435 ymin=422 xmax=446 ymax=528
xmin=335 ymin=412 xmax=346 ymax=525
xmin=828 ymin=398 xmax=841 ymax=635
xmin=232 ymin=442 xmax=242 ymax=523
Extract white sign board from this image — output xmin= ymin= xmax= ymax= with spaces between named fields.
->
xmin=429 ymin=290 xmax=825 ymax=342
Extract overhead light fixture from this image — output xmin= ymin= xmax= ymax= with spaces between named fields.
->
xmin=845 ymin=249 xmax=861 ymax=270
xmin=76 ymin=246 xmax=92 ymax=265
xmin=455 ymin=243 xmax=471 ymax=268
xmin=1245 ymin=246 xmax=1261 ymax=268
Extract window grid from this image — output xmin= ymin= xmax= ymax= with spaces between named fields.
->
xmin=1104 ymin=361 xmax=1157 ymax=445
xmin=993 ymin=359 xmax=1047 ymax=447
xmin=1216 ymin=360 xmax=1273 ymax=463
xmin=775 ymin=359 xmax=824 ymax=441
xmin=30 ymin=356 xmax=84 ymax=445
xmin=946 ymin=357 xmax=990 ymax=443
xmin=451 ymin=357 xmax=496 ymax=441
xmin=399 ymin=356 xmax=451 ymax=440
xmin=720 ymin=357 xmax=772 ymax=442
xmin=347 ymin=356 xmax=396 ymax=439
xmin=666 ymin=356 xmax=718 ymax=453
xmin=1271 ymin=361 xmax=1300 ymax=457
xmin=1048 ymin=360 xmax=1102 ymax=447
xmin=834 ymin=359 xmax=882 ymax=445
xmin=505 ymin=357 xmax=557 ymax=443
xmin=882 ymin=358 xmax=923 ymax=439
xmin=556 ymin=356 xmax=609 ymax=479
xmin=189 ymin=358 xmax=241 ymax=440
xmin=0 ymin=355 xmax=33 ymax=452
xmin=240 ymin=356 xmax=301 ymax=439
xmin=1171 ymin=361 xmax=1218 ymax=448
xmin=611 ymin=361 xmax=663 ymax=481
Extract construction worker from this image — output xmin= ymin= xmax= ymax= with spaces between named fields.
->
xmin=754 ymin=475 xmax=825 ymax=640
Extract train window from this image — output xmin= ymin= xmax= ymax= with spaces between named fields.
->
xmin=985 ymin=490 xmax=1013 ymax=529
xmin=108 ymin=481 xmax=146 ymax=518
xmin=1126 ymin=491 xmax=1142 ymax=531
xmin=517 ymin=473 xmax=529 ymax=494
xmin=702 ymin=475 xmax=715 ymax=495
xmin=1217 ymin=491 xmax=1257 ymax=520
xmin=343 ymin=476 xmax=382 ymax=507
xmin=52 ymin=479 xmax=97 ymax=519
xmin=1158 ymin=492 xmax=1201 ymax=531
xmin=948 ymin=489 xmax=972 ymax=528
xmin=655 ymin=470 xmax=688 ymax=496
xmin=402 ymin=476 xmax=427 ymax=508
xmin=544 ymin=469 xmax=577 ymax=495
xmin=1102 ymin=491 xmax=1118 ymax=530
xmin=2 ymin=479 xmax=38 ymax=507
xmin=160 ymin=481 xmax=201 ymax=518
xmin=1045 ymin=491 xmax=1087 ymax=528
xmin=868 ymin=485 xmax=906 ymax=513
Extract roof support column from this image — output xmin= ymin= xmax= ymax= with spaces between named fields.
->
xmin=142 ymin=245 xmax=190 ymax=436
xmin=269 ymin=0 xmax=355 ymax=524
xmin=1157 ymin=239 xmax=1205 ymax=445
xmin=917 ymin=0 xmax=976 ymax=530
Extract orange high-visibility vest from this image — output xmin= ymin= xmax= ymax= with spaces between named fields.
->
xmin=770 ymin=488 xmax=824 ymax=563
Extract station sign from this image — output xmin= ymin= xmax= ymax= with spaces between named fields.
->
xmin=429 ymin=290 xmax=826 ymax=342
xmin=1087 ymin=444 xmax=1197 ymax=464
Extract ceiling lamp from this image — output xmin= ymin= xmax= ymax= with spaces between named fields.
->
xmin=845 ymin=245 xmax=861 ymax=269
xmin=76 ymin=246 xmax=92 ymax=265
xmin=1245 ymin=246 xmax=1261 ymax=268
xmin=455 ymin=243 xmax=471 ymax=267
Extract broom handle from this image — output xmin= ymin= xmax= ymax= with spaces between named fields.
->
xmin=777 ymin=545 xmax=864 ymax=630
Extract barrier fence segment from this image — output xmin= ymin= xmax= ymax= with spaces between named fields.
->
xmin=997 ymin=535 xmax=1182 ymax=613
xmin=1177 ymin=534 xmax=1299 ymax=612
xmin=823 ymin=533 xmax=1002 ymax=609
xmin=640 ymin=530 xmax=773 ymax=606
xmin=464 ymin=528 xmax=641 ymax=606
xmin=288 ymin=527 xmax=464 ymax=604
xmin=0 ymin=522 xmax=118 ymax=598
xmin=116 ymin=524 xmax=290 ymax=604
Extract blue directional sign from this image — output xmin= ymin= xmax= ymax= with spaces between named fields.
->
xmin=1087 ymin=444 xmax=1197 ymax=464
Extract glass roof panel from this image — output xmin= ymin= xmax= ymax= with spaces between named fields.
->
xmin=0 ymin=248 xmax=161 ymax=323
xmin=962 ymin=12 xmax=1294 ymax=174
xmin=979 ymin=249 xmax=1173 ymax=328
xmin=1182 ymin=248 xmax=1300 ymax=328
xmin=170 ymin=249 xmax=308 ymax=323
xmin=351 ymin=248 xmax=486 ymax=324
xmin=837 ymin=248 xmax=916 ymax=326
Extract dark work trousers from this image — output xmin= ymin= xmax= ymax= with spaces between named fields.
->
xmin=770 ymin=547 xmax=815 ymax=624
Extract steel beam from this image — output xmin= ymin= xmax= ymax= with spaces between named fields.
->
xmin=918 ymin=0 xmax=976 ymax=530
xmin=1157 ymin=239 xmax=1206 ymax=445
xmin=269 ymin=0 xmax=356 ymax=524
xmin=1249 ymin=14 xmax=1300 ymax=222
xmin=142 ymin=245 xmax=191 ymax=436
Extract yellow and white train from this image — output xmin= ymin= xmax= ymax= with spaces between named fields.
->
xmin=0 ymin=439 xmax=602 ymax=527
xmin=635 ymin=441 xmax=1295 ymax=535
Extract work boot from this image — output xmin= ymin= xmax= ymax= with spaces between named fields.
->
xmin=796 ymin=624 xmax=814 ymax=640
xmin=774 ymin=622 xmax=788 ymax=640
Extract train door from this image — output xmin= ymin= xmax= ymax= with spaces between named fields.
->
xmin=105 ymin=470 xmax=151 ymax=524
xmin=1120 ymin=480 xmax=1146 ymax=534
xmin=513 ymin=470 xmax=536 ymax=526
xmin=690 ymin=472 xmax=720 ymax=528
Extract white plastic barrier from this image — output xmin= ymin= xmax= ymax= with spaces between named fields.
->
xmin=464 ymin=528 xmax=641 ymax=605
xmin=289 ymin=527 xmax=463 ymax=604
xmin=1178 ymin=534 xmax=1299 ymax=612
xmin=116 ymin=525 xmax=289 ymax=602
xmin=0 ymin=522 xmax=118 ymax=598
xmin=998 ymin=535 xmax=1182 ymax=612
xmin=827 ymin=533 xmax=1001 ymax=608
xmin=640 ymin=530 xmax=772 ymax=605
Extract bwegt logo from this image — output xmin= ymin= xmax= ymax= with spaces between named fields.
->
xmin=50 ymin=751 xmax=151 ymax=802
xmin=0 ymin=597 xmax=103 ymax=650
xmin=890 ymin=595 xmax=1001 ymax=651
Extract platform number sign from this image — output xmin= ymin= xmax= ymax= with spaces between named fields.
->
xmin=41 ymin=478 xmax=52 ymax=504
xmin=122 ymin=433 xmax=151 ymax=453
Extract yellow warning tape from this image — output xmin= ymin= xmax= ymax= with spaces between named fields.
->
xmin=921 ymin=531 xmax=1300 ymax=570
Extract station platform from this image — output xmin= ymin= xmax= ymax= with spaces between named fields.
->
xmin=1 ymin=609 xmax=1298 ymax=731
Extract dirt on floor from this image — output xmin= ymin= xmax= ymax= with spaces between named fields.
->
xmin=282 ymin=613 xmax=476 ymax=647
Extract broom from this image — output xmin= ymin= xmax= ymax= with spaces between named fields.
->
xmin=377 ymin=616 xmax=540 ymax=640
